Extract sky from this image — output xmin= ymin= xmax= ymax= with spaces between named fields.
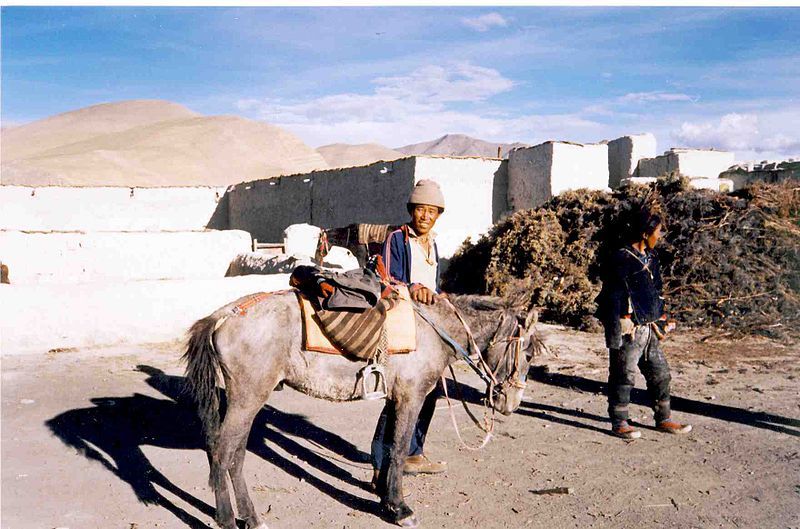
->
xmin=2 ymin=6 xmax=799 ymax=161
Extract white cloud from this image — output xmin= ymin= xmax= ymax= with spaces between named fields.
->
xmin=673 ymin=112 xmax=800 ymax=160
xmin=461 ymin=13 xmax=508 ymax=32
xmin=373 ymin=62 xmax=514 ymax=103
xmin=237 ymin=62 xmax=602 ymax=148
xmin=618 ymin=91 xmax=696 ymax=104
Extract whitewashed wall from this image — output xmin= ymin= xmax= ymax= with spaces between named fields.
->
xmin=550 ymin=142 xmax=610 ymax=196
xmin=637 ymin=149 xmax=735 ymax=179
xmin=0 ymin=230 xmax=251 ymax=284
xmin=1 ymin=275 xmax=291 ymax=354
xmin=674 ymin=150 xmax=735 ymax=179
xmin=0 ymin=185 xmax=227 ymax=231
xmin=414 ymin=156 xmax=504 ymax=257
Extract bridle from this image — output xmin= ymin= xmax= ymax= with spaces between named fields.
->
xmin=487 ymin=320 xmax=529 ymax=395
xmin=412 ymin=297 xmax=545 ymax=450
xmin=443 ymin=299 xmax=531 ymax=405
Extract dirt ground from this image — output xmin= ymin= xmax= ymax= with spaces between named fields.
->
xmin=2 ymin=325 xmax=799 ymax=529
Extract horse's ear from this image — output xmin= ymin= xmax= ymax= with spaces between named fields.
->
xmin=524 ymin=307 xmax=539 ymax=329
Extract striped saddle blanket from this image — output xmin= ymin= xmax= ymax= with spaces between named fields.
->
xmin=298 ymin=285 xmax=416 ymax=359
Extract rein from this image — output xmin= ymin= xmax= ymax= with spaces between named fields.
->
xmin=411 ymin=303 xmax=497 ymax=390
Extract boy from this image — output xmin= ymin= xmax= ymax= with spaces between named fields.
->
xmin=595 ymin=207 xmax=692 ymax=439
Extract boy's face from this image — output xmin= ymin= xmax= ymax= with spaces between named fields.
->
xmin=645 ymin=223 xmax=662 ymax=249
xmin=410 ymin=204 xmax=441 ymax=236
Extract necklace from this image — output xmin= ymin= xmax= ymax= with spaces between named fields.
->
xmin=415 ymin=237 xmax=436 ymax=265
xmin=623 ymin=247 xmax=653 ymax=279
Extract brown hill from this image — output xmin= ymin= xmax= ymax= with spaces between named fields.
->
xmin=316 ymin=143 xmax=405 ymax=169
xmin=2 ymin=100 xmax=200 ymax=163
xmin=1 ymin=100 xmax=328 ymax=187
xmin=397 ymin=134 xmax=527 ymax=159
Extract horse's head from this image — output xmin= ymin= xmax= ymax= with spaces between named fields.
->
xmin=483 ymin=305 xmax=543 ymax=415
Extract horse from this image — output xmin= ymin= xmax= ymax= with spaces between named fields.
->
xmin=183 ymin=289 xmax=542 ymax=529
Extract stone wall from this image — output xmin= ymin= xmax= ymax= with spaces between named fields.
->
xmin=507 ymin=143 xmax=554 ymax=210
xmin=720 ymin=160 xmax=800 ymax=190
xmin=0 ymin=230 xmax=252 ymax=284
xmin=508 ymin=141 xmax=609 ymax=210
xmin=310 ymin=158 xmax=417 ymax=230
xmin=0 ymin=185 xmax=227 ymax=231
xmin=226 ymin=156 xmax=504 ymax=257
xmin=227 ymin=158 xmax=416 ymax=243
xmin=636 ymin=152 xmax=679 ymax=179
xmin=226 ymin=174 xmax=315 ymax=243
xmin=607 ymin=134 xmax=657 ymax=189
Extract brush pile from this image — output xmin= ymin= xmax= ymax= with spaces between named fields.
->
xmin=442 ymin=178 xmax=800 ymax=340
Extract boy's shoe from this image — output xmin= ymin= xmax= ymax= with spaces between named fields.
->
xmin=403 ymin=454 xmax=447 ymax=475
xmin=657 ymin=420 xmax=692 ymax=434
xmin=612 ymin=421 xmax=642 ymax=439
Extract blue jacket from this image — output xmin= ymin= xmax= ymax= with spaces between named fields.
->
xmin=382 ymin=224 xmax=441 ymax=293
xmin=595 ymin=247 xmax=666 ymax=348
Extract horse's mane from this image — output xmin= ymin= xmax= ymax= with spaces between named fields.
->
xmin=446 ymin=293 xmax=521 ymax=313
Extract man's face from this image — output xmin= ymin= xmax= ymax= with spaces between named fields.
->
xmin=645 ymin=223 xmax=662 ymax=249
xmin=410 ymin=204 xmax=441 ymax=236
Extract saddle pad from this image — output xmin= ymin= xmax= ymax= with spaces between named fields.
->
xmin=299 ymin=285 xmax=416 ymax=356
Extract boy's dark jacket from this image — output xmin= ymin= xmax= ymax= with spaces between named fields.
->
xmin=595 ymin=247 xmax=666 ymax=349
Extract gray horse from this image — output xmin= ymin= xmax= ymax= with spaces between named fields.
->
xmin=183 ymin=290 xmax=542 ymax=529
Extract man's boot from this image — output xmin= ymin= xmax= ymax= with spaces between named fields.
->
xmin=403 ymin=454 xmax=447 ymax=475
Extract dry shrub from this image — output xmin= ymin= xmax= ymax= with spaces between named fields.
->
xmin=442 ymin=179 xmax=800 ymax=340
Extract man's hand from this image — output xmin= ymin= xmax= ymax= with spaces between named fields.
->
xmin=410 ymin=284 xmax=437 ymax=305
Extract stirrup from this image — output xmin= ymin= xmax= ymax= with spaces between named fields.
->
xmin=360 ymin=363 xmax=387 ymax=400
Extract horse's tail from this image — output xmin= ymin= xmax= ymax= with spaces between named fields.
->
xmin=182 ymin=315 xmax=228 ymax=450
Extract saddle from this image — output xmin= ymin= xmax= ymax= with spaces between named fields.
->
xmin=297 ymin=285 xmax=416 ymax=358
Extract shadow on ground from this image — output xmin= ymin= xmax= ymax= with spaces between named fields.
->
xmin=526 ymin=367 xmax=800 ymax=437
xmin=45 ymin=365 xmax=380 ymax=529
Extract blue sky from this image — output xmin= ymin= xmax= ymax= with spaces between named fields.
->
xmin=2 ymin=6 xmax=799 ymax=160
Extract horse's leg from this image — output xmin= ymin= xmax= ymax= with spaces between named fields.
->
xmin=382 ymin=393 xmax=424 ymax=528
xmin=211 ymin=396 xmax=267 ymax=529
xmin=210 ymin=440 xmax=235 ymax=529
xmin=229 ymin=433 xmax=268 ymax=529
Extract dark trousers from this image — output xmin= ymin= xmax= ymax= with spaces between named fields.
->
xmin=370 ymin=388 xmax=439 ymax=470
xmin=608 ymin=324 xmax=672 ymax=427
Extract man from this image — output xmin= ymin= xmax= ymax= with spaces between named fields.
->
xmin=595 ymin=207 xmax=692 ymax=440
xmin=371 ymin=179 xmax=447 ymax=485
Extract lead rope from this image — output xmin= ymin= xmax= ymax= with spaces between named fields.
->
xmin=437 ymin=298 xmax=502 ymax=450
xmin=441 ymin=298 xmax=499 ymax=405
xmin=440 ymin=367 xmax=495 ymax=451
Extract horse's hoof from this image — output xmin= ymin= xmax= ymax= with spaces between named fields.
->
xmin=396 ymin=514 xmax=419 ymax=528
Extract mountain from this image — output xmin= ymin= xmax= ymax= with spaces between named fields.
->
xmin=316 ymin=143 xmax=405 ymax=169
xmin=397 ymin=134 xmax=528 ymax=159
xmin=1 ymin=100 xmax=328 ymax=187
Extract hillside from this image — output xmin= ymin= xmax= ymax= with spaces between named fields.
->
xmin=1 ymin=100 xmax=328 ymax=187
xmin=397 ymin=133 xmax=527 ymax=159
xmin=316 ymin=143 xmax=405 ymax=169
